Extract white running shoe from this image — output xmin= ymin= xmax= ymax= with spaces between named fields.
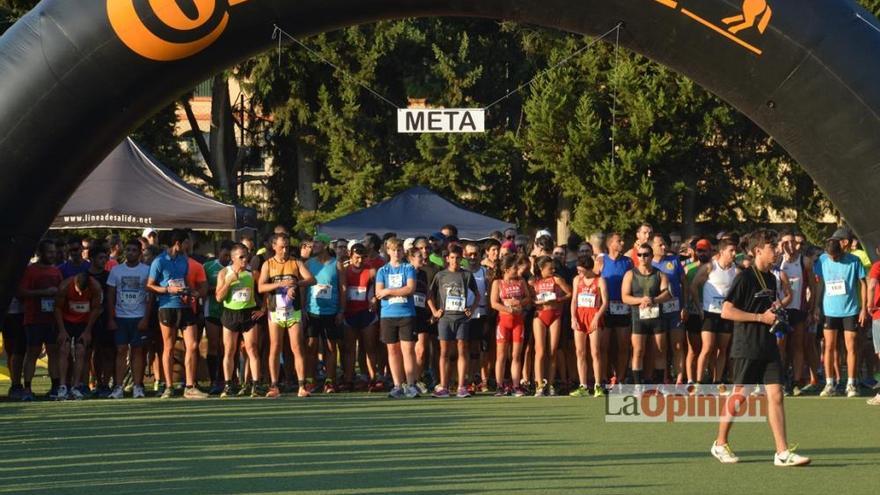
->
xmin=866 ymin=394 xmax=880 ymax=406
xmin=845 ymin=384 xmax=858 ymax=398
xmin=109 ymin=386 xmax=124 ymax=399
xmin=774 ymin=447 xmax=811 ymax=467
xmin=69 ymin=387 xmax=84 ymax=400
xmin=710 ymin=441 xmax=739 ymax=464
xmin=404 ymin=384 xmax=420 ymax=399
xmin=819 ymin=383 xmax=836 ymax=397
xmin=133 ymin=385 xmax=145 ymax=399
xmin=55 ymin=385 xmax=68 ymax=401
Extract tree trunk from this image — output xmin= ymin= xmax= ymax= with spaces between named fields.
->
xmin=296 ymin=131 xmax=318 ymax=211
xmin=210 ymin=74 xmax=235 ymax=197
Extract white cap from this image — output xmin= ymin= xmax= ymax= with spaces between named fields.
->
xmin=347 ymin=239 xmax=357 ymax=251
xmin=142 ymin=228 xmax=157 ymax=238
xmin=403 ymin=237 xmax=415 ymax=251
xmin=535 ymin=229 xmax=553 ymax=240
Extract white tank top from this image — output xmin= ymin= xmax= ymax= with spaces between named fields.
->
xmin=702 ymin=260 xmax=736 ymax=313
xmin=779 ymin=255 xmax=804 ymax=311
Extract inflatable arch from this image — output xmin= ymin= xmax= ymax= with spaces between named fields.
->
xmin=1 ymin=0 xmax=880 ymax=310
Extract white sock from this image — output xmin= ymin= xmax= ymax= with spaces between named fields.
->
xmin=829 ymin=378 xmax=837 ymax=387
xmin=847 ymin=378 xmax=856 ymax=386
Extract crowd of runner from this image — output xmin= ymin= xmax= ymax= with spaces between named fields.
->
xmin=3 ymin=223 xmax=880 ymax=405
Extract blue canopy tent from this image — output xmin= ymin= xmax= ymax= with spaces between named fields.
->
xmin=318 ymin=186 xmax=514 ymax=240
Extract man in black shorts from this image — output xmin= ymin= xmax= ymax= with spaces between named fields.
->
xmin=711 ymin=229 xmax=810 ymax=467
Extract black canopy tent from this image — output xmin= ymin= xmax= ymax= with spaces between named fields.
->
xmin=51 ymin=138 xmax=256 ymax=231
xmin=318 ymin=186 xmax=514 ymax=240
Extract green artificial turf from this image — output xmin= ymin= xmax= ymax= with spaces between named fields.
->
xmin=0 ymin=394 xmax=876 ymax=495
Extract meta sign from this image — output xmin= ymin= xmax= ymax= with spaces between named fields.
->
xmin=397 ymin=109 xmax=485 ymax=133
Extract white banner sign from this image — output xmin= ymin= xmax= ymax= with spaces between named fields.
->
xmin=397 ymin=109 xmax=485 ymax=133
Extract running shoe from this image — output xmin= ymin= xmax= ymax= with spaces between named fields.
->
xmin=432 ymin=387 xmax=450 ymax=398
xmin=480 ymin=383 xmax=491 ymax=393
xmin=95 ymin=386 xmax=112 ymax=399
xmin=548 ymin=385 xmax=557 ymax=397
xmin=70 ymin=387 xmax=84 ymax=400
xmin=388 ymin=386 xmax=405 ymax=399
xmin=21 ymin=389 xmax=35 ymax=402
xmin=297 ymin=386 xmax=311 ymax=398
xmin=266 ymin=386 xmax=281 ymax=399
xmin=55 ymin=385 xmax=68 ymax=401
xmin=456 ymin=386 xmax=471 ymax=398
xmin=47 ymin=385 xmax=59 ymax=400
xmin=512 ymin=386 xmax=526 ymax=397
xmin=494 ymin=387 xmax=508 ymax=397
xmin=866 ymin=394 xmax=880 ymax=406
xmin=367 ymin=380 xmax=385 ymax=393
xmin=710 ymin=441 xmax=739 ymax=464
xmin=208 ymin=384 xmax=224 ymax=396
xmin=184 ymin=386 xmax=208 ymax=400
xmin=799 ymin=382 xmax=819 ymax=394
xmin=160 ymin=388 xmax=174 ymax=399
xmin=220 ymin=385 xmax=233 ymax=398
xmin=324 ymin=380 xmax=337 ymax=394
xmin=109 ymin=386 xmax=124 ymax=399
xmin=251 ymin=384 xmax=265 ymax=398
xmin=845 ymin=384 xmax=858 ymax=398
xmin=819 ymin=383 xmax=836 ymax=397
xmin=133 ymin=386 xmax=145 ymax=399
xmin=774 ymin=445 xmax=811 ymax=466
xmin=7 ymin=385 xmax=23 ymax=400
xmin=534 ymin=385 xmax=546 ymax=397
xmin=569 ymin=385 xmax=590 ymax=398
xmin=415 ymin=381 xmax=429 ymax=395
xmin=404 ymin=384 xmax=420 ymax=399
xmin=237 ymin=383 xmax=252 ymax=397
xmin=593 ymin=385 xmax=605 ymax=398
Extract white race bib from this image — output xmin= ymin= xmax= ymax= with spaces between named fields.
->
xmin=274 ymin=306 xmax=295 ymax=320
xmin=312 ymin=284 xmax=333 ymax=300
xmin=609 ymin=302 xmax=630 ymax=315
xmin=536 ymin=291 xmax=557 ymax=304
xmin=639 ymin=304 xmax=660 ymax=320
xmin=577 ymin=292 xmax=597 ymax=309
xmin=662 ymin=299 xmax=680 ymax=314
xmin=168 ymin=278 xmax=185 ymax=288
xmin=120 ymin=290 xmax=141 ymax=307
xmin=275 ymin=292 xmax=290 ymax=309
xmin=231 ymin=287 xmax=251 ymax=303
xmin=413 ymin=293 xmax=426 ymax=308
xmin=827 ymin=280 xmax=846 ymax=297
xmin=388 ymin=296 xmax=406 ymax=305
xmin=388 ymin=273 xmax=403 ymax=288
xmin=348 ymin=286 xmax=368 ymax=302
xmin=40 ymin=298 xmax=55 ymax=313
xmin=69 ymin=301 xmax=90 ymax=314
xmin=708 ymin=296 xmax=724 ymax=313
xmin=445 ymin=292 xmax=466 ymax=312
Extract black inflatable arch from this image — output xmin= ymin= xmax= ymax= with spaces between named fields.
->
xmin=1 ymin=0 xmax=880 ymax=310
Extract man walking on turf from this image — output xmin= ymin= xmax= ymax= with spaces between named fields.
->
xmin=711 ymin=229 xmax=810 ymax=466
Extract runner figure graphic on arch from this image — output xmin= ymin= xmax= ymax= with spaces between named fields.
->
xmin=722 ymin=0 xmax=773 ymax=34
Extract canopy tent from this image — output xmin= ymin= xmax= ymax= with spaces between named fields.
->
xmin=52 ymin=138 xmax=256 ymax=231
xmin=318 ymin=186 xmax=514 ymax=240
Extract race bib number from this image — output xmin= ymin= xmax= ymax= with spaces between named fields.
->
xmin=275 ymin=292 xmax=290 ymax=309
xmin=69 ymin=301 xmax=90 ymax=314
xmin=40 ymin=298 xmax=55 ymax=313
xmin=348 ymin=286 xmax=368 ymax=302
xmin=413 ymin=293 xmax=426 ymax=308
xmin=120 ymin=290 xmax=142 ymax=307
xmin=577 ymin=292 xmax=597 ymax=309
xmin=312 ymin=284 xmax=333 ymax=300
xmin=388 ymin=273 xmax=403 ymax=288
xmin=609 ymin=302 xmax=629 ymax=315
xmin=789 ymin=277 xmax=801 ymax=293
xmin=639 ymin=304 xmax=660 ymax=320
xmin=662 ymin=299 xmax=680 ymax=314
xmin=388 ymin=296 xmax=406 ymax=305
xmin=445 ymin=292 xmax=466 ymax=312
xmin=827 ymin=280 xmax=846 ymax=297
xmin=274 ymin=306 xmax=295 ymax=321
xmin=536 ymin=291 xmax=557 ymax=304
xmin=231 ymin=287 xmax=251 ymax=303
xmin=708 ymin=297 xmax=724 ymax=313
xmin=168 ymin=278 xmax=185 ymax=289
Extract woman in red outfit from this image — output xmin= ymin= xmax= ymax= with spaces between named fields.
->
xmin=531 ymin=256 xmax=571 ymax=396
xmin=490 ymin=255 xmax=531 ymax=396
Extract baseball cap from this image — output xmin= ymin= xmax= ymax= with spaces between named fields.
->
xmin=403 ymin=237 xmax=415 ymax=251
xmin=429 ymin=232 xmax=446 ymax=242
xmin=347 ymin=239 xmax=357 ymax=251
xmin=535 ymin=229 xmax=553 ymax=240
xmin=142 ymin=228 xmax=157 ymax=238
xmin=695 ymin=239 xmax=712 ymax=251
xmin=827 ymin=227 xmax=852 ymax=241
xmin=501 ymin=240 xmax=516 ymax=251
xmin=313 ymin=233 xmax=332 ymax=244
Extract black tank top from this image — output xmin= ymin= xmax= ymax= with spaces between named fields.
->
xmin=630 ymin=269 xmax=661 ymax=299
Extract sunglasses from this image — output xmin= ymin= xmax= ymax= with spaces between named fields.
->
xmin=637 ymin=252 xmax=652 ymax=258
xmin=235 ymin=255 xmax=248 ymax=260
